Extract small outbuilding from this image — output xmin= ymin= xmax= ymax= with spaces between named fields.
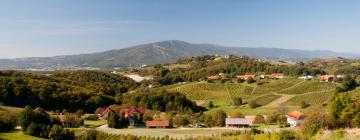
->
xmin=225 ymin=118 xmax=252 ymax=128
xmin=146 ymin=120 xmax=170 ymax=128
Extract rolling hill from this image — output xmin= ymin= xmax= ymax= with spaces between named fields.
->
xmin=0 ymin=40 xmax=357 ymax=69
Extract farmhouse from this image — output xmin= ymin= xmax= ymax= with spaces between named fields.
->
xmin=260 ymin=74 xmax=270 ymax=79
xmin=208 ymin=75 xmax=220 ymax=80
xmin=97 ymin=106 xmax=147 ymax=126
xmin=286 ymin=111 xmax=304 ymax=127
xmin=299 ymin=75 xmax=314 ymax=80
xmin=320 ymin=75 xmax=335 ymax=82
xmin=146 ymin=120 xmax=170 ymax=128
xmin=225 ymin=118 xmax=252 ymax=128
xmin=271 ymin=73 xmax=285 ymax=79
xmin=237 ymin=74 xmax=256 ymax=80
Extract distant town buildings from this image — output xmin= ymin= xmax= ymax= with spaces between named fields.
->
xmin=237 ymin=74 xmax=256 ymax=80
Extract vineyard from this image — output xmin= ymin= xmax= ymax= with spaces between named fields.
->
xmin=278 ymin=81 xmax=336 ymax=94
xmin=251 ymin=94 xmax=282 ymax=106
xmin=170 ymin=83 xmax=255 ymax=101
xmin=251 ymin=78 xmax=303 ymax=95
xmin=284 ymin=91 xmax=335 ymax=106
xmin=168 ymin=77 xmax=342 ymax=114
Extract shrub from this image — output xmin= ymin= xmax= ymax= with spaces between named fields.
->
xmin=301 ymin=101 xmax=310 ymax=109
xmin=249 ymin=101 xmax=260 ymax=108
xmin=85 ymin=114 xmax=99 ymax=121
xmin=237 ymin=78 xmax=245 ymax=83
xmin=278 ymin=130 xmax=297 ymax=140
xmin=62 ymin=114 xmax=84 ymax=128
xmin=247 ymin=78 xmax=256 ymax=84
xmin=250 ymin=127 xmax=262 ymax=135
xmin=232 ymin=97 xmax=243 ymax=106
xmin=49 ymin=125 xmax=75 ymax=140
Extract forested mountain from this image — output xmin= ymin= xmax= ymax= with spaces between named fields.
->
xmin=0 ymin=40 xmax=356 ymax=69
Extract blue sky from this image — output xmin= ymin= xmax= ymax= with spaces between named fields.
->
xmin=0 ymin=0 xmax=360 ymax=58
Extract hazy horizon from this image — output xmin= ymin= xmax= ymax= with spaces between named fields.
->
xmin=1 ymin=0 xmax=360 ymax=58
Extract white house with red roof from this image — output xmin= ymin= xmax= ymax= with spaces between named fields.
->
xmin=286 ymin=111 xmax=304 ymax=127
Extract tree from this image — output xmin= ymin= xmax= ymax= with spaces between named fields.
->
xmin=212 ymin=110 xmax=227 ymax=127
xmin=208 ymin=101 xmax=214 ymax=109
xmin=107 ymin=111 xmax=128 ymax=129
xmin=301 ymin=105 xmax=329 ymax=137
xmin=253 ymin=115 xmax=265 ymax=124
xmin=329 ymin=93 xmax=351 ymax=127
xmin=19 ymin=106 xmax=34 ymax=131
xmin=0 ymin=111 xmax=18 ymax=132
xmin=107 ymin=111 xmax=120 ymax=128
xmin=336 ymin=75 xmax=357 ymax=93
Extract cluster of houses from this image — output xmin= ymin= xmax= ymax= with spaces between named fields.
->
xmin=224 ymin=111 xmax=304 ymax=128
xmin=208 ymin=73 xmax=286 ymax=81
xmin=97 ymin=106 xmax=171 ymax=128
xmin=208 ymin=72 xmax=345 ymax=83
xmin=97 ymin=106 xmax=304 ymax=128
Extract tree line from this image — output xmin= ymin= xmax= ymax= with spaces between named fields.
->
xmin=0 ymin=70 xmax=138 ymax=113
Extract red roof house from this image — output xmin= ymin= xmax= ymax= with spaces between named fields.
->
xmin=208 ymin=75 xmax=220 ymax=80
xmin=286 ymin=111 xmax=304 ymax=127
xmin=320 ymin=75 xmax=335 ymax=82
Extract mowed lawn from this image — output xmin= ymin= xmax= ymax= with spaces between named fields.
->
xmin=96 ymin=125 xmax=246 ymax=138
xmin=0 ymin=131 xmax=47 ymax=140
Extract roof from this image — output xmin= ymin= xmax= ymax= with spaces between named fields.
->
xmin=237 ymin=74 xmax=256 ymax=79
xmin=146 ymin=120 xmax=170 ymax=127
xmin=321 ymin=75 xmax=335 ymax=78
xmin=208 ymin=75 xmax=219 ymax=80
xmin=286 ymin=111 xmax=304 ymax=119
xmin=272 ymin=73 xmax=284 ymax=76
xmin=225 ymin=118 xmax=252 ymax=125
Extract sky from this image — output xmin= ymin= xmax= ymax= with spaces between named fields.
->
xmin=0 ymin=0 xmax=360 ymax=58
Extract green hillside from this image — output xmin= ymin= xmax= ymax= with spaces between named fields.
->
xmin=167 ymin=78 xmax=342 ymax=115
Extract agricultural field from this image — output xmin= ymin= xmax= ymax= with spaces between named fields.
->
xmin=278 ymin=80 xmax=336 ymax=95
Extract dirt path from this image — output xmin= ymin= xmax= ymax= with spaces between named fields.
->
xmin=224 ymin=83 xmax=234 ymax=104
xmin=261 ymin=93 xmax=295 ymax=108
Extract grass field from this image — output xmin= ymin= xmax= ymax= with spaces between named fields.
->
xmin=0 ymin=131 xmax=46 ymax=140
xmin=84 ymin=119 xmax=107 ymax=128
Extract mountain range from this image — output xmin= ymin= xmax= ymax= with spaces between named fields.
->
xmin=0 ymin=40 xmax=357 ymax=70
